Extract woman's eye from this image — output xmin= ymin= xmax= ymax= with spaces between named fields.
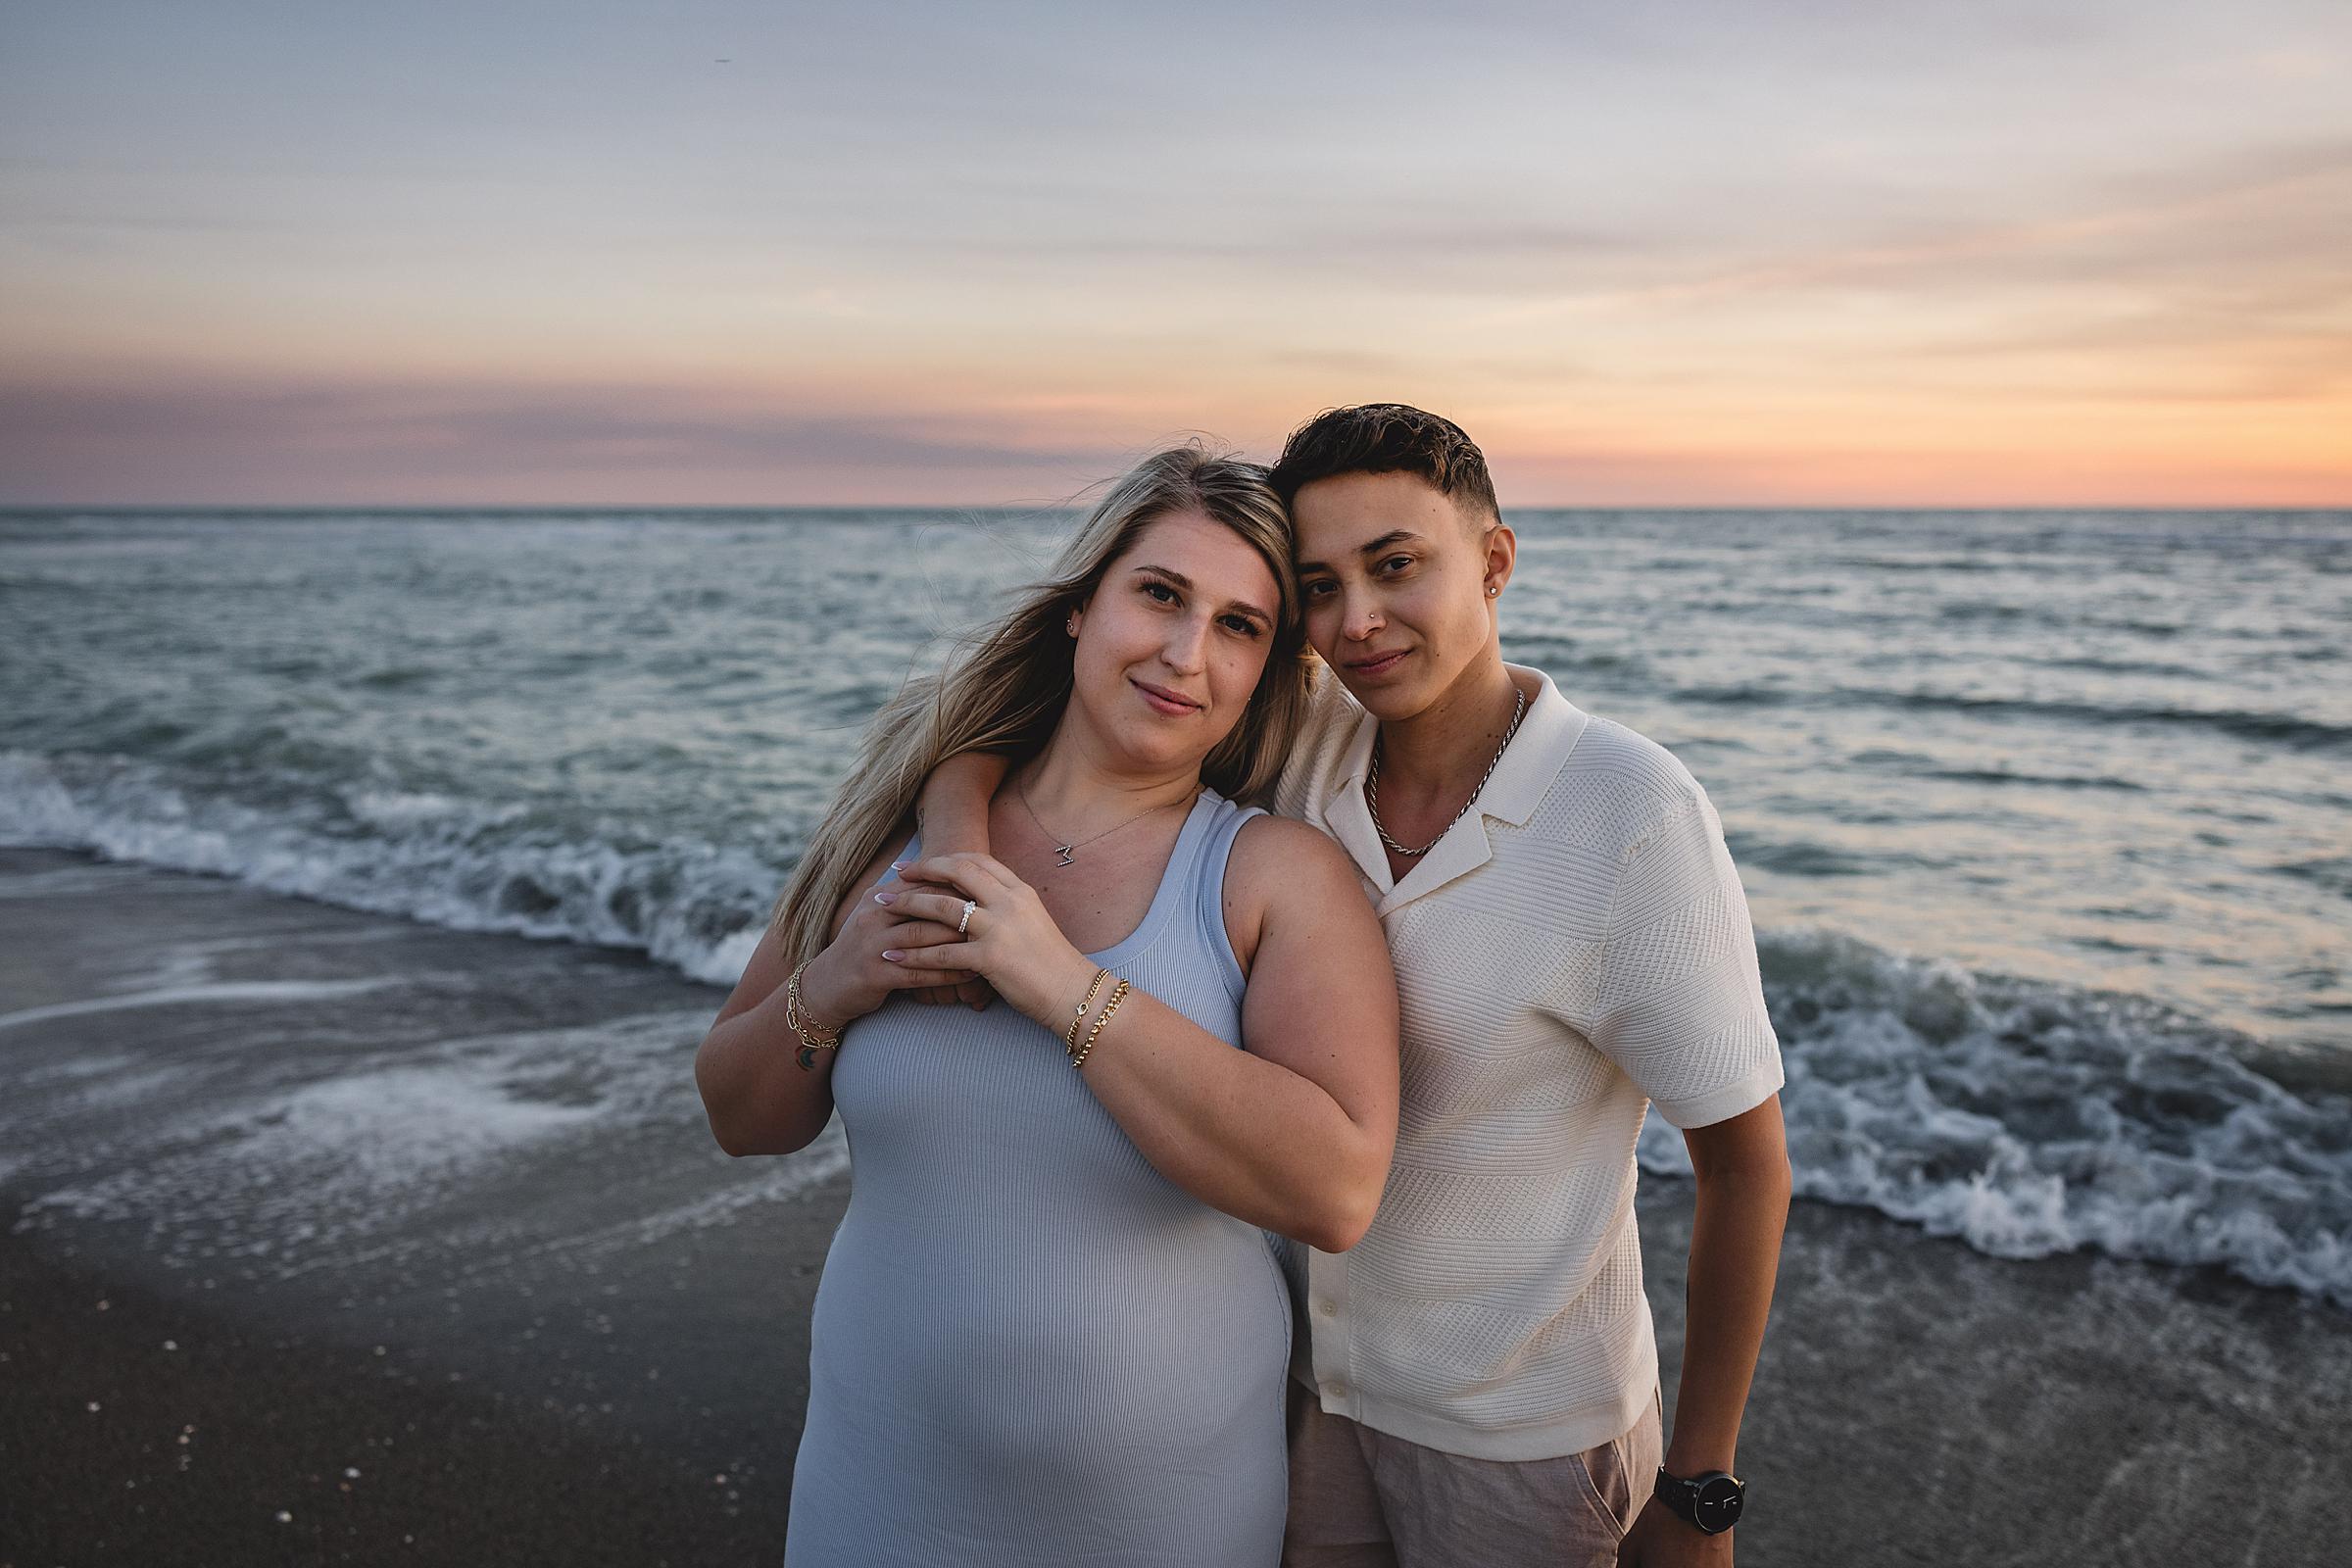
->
xmin=1220 ymin=615 xmax=1263 ymax=637
xmin=1143 ymin=581 xmax=1178 ymax=603
xmin=1379 ymin=556 xmax=1413 ymax=574
xmin=1302 ymin=580 xmax=1335 ymax=600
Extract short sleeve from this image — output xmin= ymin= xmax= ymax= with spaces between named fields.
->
xmin=1271 ymin=671 xmax=1362 ymax=820
xmin=1588 ymin=787 xmax=1784 ymax=1129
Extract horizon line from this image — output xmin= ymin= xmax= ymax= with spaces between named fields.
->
xmin=7 ymin=501 xmax=2350 ymax=516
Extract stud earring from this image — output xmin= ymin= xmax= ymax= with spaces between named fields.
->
xmin=1486 ymin=585 xmax=1499 ymax=598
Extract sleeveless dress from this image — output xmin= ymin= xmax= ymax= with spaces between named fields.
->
xmin=783 ymin=788 xmax=1293 ymax=1567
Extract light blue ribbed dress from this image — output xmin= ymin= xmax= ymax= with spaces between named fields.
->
xmin=783 ymin=788 xmax=1292 ymax=1568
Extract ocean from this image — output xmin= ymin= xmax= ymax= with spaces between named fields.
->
xmin=4 ymin=505 xmax=2348 ymax=1313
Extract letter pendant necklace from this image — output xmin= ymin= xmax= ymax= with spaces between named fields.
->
xmin=1017 ymin=777 xmax=1191 ymax=866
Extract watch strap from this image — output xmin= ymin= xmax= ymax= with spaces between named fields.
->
xmin=1653 ymin=1466 xmax=1744 ymax=1535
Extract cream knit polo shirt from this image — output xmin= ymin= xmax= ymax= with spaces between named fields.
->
xmin=1270 ymin=663 xmax=1784 ymax=1461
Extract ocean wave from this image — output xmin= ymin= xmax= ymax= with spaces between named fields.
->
xmin=1640 ymin=930 xmax=2352 ymax=1308
xmin=2271 ymin=856 xmax=2352 ymax=901
xmin=1674 ymin=683 xmax=2352 ymax=754
xmin=11 ymin=749 xmax=2352 ymax=1308
xmin=1722 ymin=834 xmax=1952 ymax=879
xmin=0 ymin=750 xmax=781 ymax=988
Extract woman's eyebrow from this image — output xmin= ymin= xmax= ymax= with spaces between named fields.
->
xmin=1131 ymin=564 xmax=1273 ymax=626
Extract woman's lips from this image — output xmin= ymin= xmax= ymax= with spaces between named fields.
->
xmin=1132 ymin=679 xmax=1201 ymax=715
xmin=1346 ymin=649 xmax=1410 ymax=678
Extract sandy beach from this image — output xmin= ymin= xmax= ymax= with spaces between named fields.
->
xmin=4 ymin=844 xmax=2347 ymax=1566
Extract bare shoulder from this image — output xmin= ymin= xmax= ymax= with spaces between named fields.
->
xmin=1229 ymin=812 xmax=1359 ymax=893
xmin=1221 ymin=813 xmax=1372 ymax=972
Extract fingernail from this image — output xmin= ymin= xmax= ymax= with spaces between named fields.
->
xmin=889 ymin=860 xmax=908 ymax=869
xmin=881 ymin=951 xmax=903 ymax=962
xmin=873 ymin=890 xmax=895 ymax=904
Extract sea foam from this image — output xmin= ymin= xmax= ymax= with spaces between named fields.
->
xmin=9 ymin=748 xmax=2350 ymax=1308
xmin=1641 ymin=930 xmax=2352 ymax=1307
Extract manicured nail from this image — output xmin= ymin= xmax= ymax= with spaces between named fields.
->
xmin=890 ymin=860 xmax=908 ymax=869
xmin=873 ymin=890 xmax=895 ymax=904
xmin=881 ymin=950 xmax=903 ymax=962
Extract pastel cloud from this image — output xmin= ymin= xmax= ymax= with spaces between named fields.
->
xmin=1 ymin=1 xmax=2346 ymax=505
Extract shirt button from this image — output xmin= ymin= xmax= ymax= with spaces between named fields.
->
xmin=1325 ymin=1380 xmax=1349 ymax=1399
xmin=1315 ymin=1298 xmax=1338 ymax=1317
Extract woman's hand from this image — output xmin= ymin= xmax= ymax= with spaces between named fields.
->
xmin=879 ymin=853 xmax=1097 ymax=1028
xmin=894 ymin=870 xmax=999 ymax=1012
xmin=797 ymin=869 xmax=980 ymax=1032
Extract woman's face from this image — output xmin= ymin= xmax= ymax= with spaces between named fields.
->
xmin=1290 ymin=470 xmax=1511 ymax=723
xmin=1068 ymin=509 xmax=1282 ymax=774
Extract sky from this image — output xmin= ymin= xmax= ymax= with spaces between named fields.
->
xmin=2 ymin=0 xmax=2348 ymax=507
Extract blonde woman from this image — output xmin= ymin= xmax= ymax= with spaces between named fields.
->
xmin=693 ymin=446 xmax=1400 ymax=1568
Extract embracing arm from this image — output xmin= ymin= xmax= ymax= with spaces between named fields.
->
xmin=908 ymin=753 xmax=1013 ymax=1009
xmin=888 ymin=821 xmax=1399 ymax=1250
xmin=916 ymin=752 xmax=1009 ymax=858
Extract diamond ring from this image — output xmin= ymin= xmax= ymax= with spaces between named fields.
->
xmin=957 ymin=899 xmax=977 ymax=936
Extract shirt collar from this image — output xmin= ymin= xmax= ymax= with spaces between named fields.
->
xmin=1330 ymin=662 xmax=1587 ymax=822
xmin=1477 ymin=663 xmax=1589 ymax=826
xmin=1316 ymin=662 xmax=1590 ymax=911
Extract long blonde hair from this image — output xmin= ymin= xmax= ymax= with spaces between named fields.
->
xmin=764 ymin=443 xmax=1314 ymax=968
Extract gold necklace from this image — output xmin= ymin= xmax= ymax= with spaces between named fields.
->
xmin=1365 ymin=682 xmax=1527 ymax=858
xmin=1017 ymin=776 xmax=1194 ymax=867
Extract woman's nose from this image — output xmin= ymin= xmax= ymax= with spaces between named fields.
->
xmin=1162 ymin=613 xmax=1210 ymax=673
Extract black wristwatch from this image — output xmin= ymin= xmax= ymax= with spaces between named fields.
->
xmin=1654 ymin=1467 xmax=1745 ymax=1535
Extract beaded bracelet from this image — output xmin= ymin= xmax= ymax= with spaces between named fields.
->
xmin=786 ymin=960 xmax=843 ymax=1072
xmin=1062 ymin=967 xmax=1112 ymax=1055
xmin=1069 ymin=978 xmax=1131 ymax=1070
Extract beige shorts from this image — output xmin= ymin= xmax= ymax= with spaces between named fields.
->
xmin=1281 ymin=1382 xmax=1664 ymax=1568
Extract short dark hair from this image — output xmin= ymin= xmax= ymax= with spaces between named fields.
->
xmin=1266 ymin=404 xmax=1500 ymax=526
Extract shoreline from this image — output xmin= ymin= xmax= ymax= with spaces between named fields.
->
xmin=4 ymin=846 xmax=2348 ymax=1565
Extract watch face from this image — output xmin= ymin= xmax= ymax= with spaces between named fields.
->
xmin=1692 ymin=1476 xmax=1744 ymax=1534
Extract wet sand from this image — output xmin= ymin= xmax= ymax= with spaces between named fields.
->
xmin=3 ymin=846 xmax=2347 ymax=1566
xmin=1 ymin=1227 xmax=776 ymax=1566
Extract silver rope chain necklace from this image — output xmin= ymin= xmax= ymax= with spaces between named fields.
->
xmin=1365 ymin=682 xmax=1527 ymax=858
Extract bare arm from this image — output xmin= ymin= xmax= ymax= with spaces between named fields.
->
xmin=1666 ymin=1095 xmax=1789 ymax=1473
xmin=692 ymin=890 xmax=859 ymax=1157
xmin=1620 ymin=1095 xmax=1790 ymax=1566
xmin=906 ymin=752 xmax=1013 ymax=1008
xmin=888 ymin=821 xmax=1400 ymax=1250
xmin=915 ymin=751 xmax=1008 ymax=858
xmin=1067 ymin=818 xmax=1399 ymax=1250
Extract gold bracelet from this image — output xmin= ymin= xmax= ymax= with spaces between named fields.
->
xmin=1070 ymin=978 xmax=1131 ymax=1070
xmin=1062 ymin=967 xmax=1112 ymax=1055
xmin=786 ymin=960 xmax=843 ymax=1072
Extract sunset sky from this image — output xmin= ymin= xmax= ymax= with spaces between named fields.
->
xmin=3 ymin=1 xmax=2347 ymax=506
